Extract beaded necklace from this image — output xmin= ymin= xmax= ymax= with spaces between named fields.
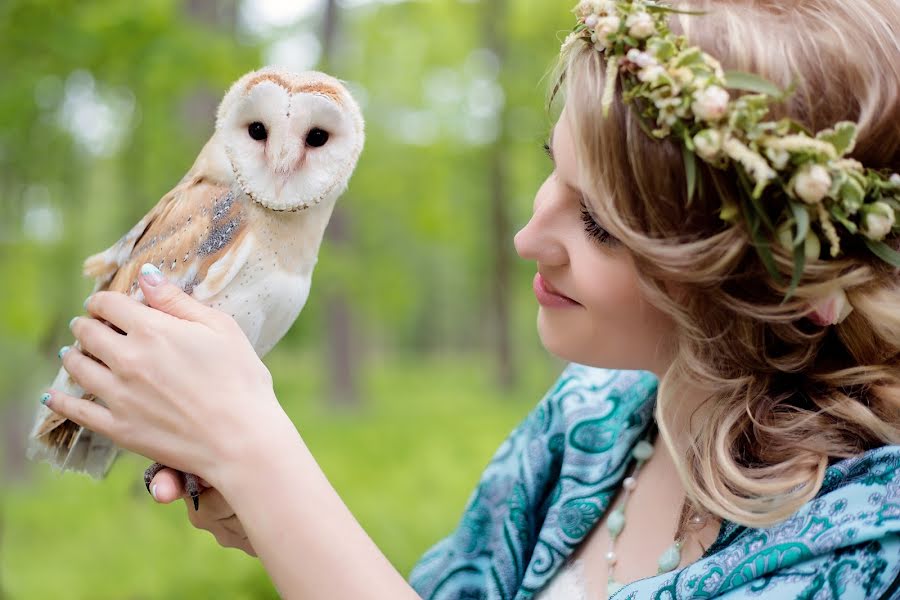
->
xmin=605 ymin=423 xmax=711 ymax=597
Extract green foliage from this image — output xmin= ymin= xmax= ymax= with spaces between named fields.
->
xmin=0 ymin=0 xmax=573 ymax=597
xmin=0 ymin=0 xmax=570 ymax=367
xmin=2 ymin=351 xmax=558 ymax=598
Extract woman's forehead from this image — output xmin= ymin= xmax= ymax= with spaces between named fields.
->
xmin=550 ymin=116 xmax=581 ymax=183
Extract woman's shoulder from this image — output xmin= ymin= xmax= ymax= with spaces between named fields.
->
xmin=821 ymin=444 xmax=899 ymax=495
xmin=408 ymin=363 xmax=899 ymax=599
xmin=637 ymin=444 xmax=900 ymax=599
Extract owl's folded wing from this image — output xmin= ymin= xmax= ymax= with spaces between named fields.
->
xmin=32 ymin=177 xmax=255 ymax=473
xmin=82 ymin=176 xmax=253 ymax=300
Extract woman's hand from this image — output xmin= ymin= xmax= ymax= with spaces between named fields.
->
xmin=45 ymin=264 xmax=420 ymax=598
xmin=43 ymin=264 xmax=288 ymax=487
xmin=149 ymin=467 xmax=256 ymax=557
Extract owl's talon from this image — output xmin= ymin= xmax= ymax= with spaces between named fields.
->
xmin=143 ymin=461 xmax=167 ymax=495
xmin=183 ymin=472 xmax=203 ymax=511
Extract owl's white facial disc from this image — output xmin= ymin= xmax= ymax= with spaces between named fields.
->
xmin=221 ymin=78 xmax=360 ymax=211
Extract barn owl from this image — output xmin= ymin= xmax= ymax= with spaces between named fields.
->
xmin=28 ymin=67 xmax=365 ymax=509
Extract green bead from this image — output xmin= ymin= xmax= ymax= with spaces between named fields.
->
xmin=607 ymin=579 xmax=625 ymax=597
xmin=632 ymin=440 xmax=654 ymax=461
xmin=607 ymin=507 xmax=625 ymax=537
xmin=657 ymin=542 xmax=681 ymax=572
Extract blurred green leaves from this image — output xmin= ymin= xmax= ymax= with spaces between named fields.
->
xmin=0 ymin=0 xmax=572 ymax=595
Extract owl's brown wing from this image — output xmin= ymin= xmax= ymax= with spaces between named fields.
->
xmin=83 ymin=175 xmax=248 ymax=296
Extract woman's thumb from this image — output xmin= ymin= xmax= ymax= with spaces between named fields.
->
xmin=139 ymin=263 xmax=212 ymax=323
xmin=148 ymin=468 xmax=185 ymax=504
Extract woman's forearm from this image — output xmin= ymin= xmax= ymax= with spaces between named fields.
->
xmin=211 ymin=401 xmax=420 ymax=600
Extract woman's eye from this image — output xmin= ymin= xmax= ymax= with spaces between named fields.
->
xmin=248 ymin=122 xmax=267 ymax=141
xmin=580 ymin=205 xmax=614 ymax=246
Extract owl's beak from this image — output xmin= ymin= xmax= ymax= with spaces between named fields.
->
xmin=274 ymin=144 xmax=304 ymax=176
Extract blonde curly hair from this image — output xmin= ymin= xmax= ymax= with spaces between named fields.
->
xmin=552 ymin=0 xmax=900 ymax=527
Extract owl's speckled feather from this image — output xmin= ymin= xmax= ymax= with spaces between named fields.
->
xmin=29 ymin=68 xmax=365 ymax=476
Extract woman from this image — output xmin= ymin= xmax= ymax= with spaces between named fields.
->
xmin=43 ymin=0 xmax=899 ymax=597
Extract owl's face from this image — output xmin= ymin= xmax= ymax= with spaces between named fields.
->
xmin=217 ymin=69 xmax=364 ymax=211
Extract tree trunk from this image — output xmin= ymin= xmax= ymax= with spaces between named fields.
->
xmin=484 ymin=0 xmax=515 ymax=389
xmin=320 ymin=0 xmax=360 ymax=407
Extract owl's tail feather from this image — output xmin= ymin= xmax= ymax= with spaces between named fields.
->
xmin=27 ymin=364 xmax=120 ymax=479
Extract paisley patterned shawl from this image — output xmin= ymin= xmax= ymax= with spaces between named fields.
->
xmin=408 ymin=364 xmax=900 ymax=599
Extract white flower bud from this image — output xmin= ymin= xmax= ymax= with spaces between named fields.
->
xmin=638 ymin=65 xmax=666 ymax=84
xmin=890 ymin=173 xmax=900 ymax=186
xmin=575 ymin=1 xmax=595 ymax=18
xmin=585 ymin=14 xmax=599 ymax=28
xmin=595 ymin=15 xmax=621 ymax=40
xmin=862 ymin=201 xmax=896 ymax=240
xmin=626 ymin=48 xmax=656 ymax=68
xmin=791 ymin=164 xmax=832 ymax=205
xmin=691 ymin=85 xmax=730 ymax=122
xmin=626 ymin=11 xmax=655 ymax=39
xmin=693 ymin=129 xmax=723 ymax=161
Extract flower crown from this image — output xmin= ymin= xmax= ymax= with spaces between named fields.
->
xmin=563 ymin=0 xmax=900 ymax=322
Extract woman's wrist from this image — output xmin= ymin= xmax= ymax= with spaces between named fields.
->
xmin=209 ymin=408 xmax=419 ymax=599
xmin=205 ymin=393 xmax=301 ymax=493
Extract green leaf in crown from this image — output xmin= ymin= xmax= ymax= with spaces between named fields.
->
xmin=564 ymin=0 xmax=900 ymax=300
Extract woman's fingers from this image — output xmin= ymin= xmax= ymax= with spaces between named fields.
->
xmin=69 ymin=316 xmax=127 ymax=370
xmin=41 ymin=389 xmax=115 ymax=438
xmin=85 ymin=290 xmax=159 ymax=335
xmin=149 ymin=468 xmax=185 ymax=504
xmin=60 ymin=347 xmax=119 ymax=406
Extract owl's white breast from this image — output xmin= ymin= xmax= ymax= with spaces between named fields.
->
xmin=206 ymin=262 xmax=311 ymax=356
xmin=192 ymin=193 xmax=334 ymax=356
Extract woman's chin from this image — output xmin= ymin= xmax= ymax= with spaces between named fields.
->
xmin=536 ymin=310 xmax=587 ymax=364
xmin=536 ymin=310 xmax=653 ymax=372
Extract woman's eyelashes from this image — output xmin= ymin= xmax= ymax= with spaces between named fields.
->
xmin=580 ymin=201 xmax=614 ymax=245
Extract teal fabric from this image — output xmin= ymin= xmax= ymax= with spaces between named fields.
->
xmin=408 ymin=364 xmax=900 ymax=599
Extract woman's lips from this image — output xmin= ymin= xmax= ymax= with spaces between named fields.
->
xmin=533 ymin=273 xmax=580 ymax=308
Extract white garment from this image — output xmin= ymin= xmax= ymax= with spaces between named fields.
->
xmin=533 ymin=556 xmax=589 ymax=600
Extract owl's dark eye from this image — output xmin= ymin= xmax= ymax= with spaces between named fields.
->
xmin=248 ymin=122 xmax=267 ymax=141
xmin=306 ymin=128 xmax=329 ymax=148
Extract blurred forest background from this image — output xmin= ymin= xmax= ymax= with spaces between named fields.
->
xmin=0 ymin=0 xmax=575 ymax=597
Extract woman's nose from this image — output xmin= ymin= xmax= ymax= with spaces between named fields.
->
xmin=514 ymin=184 xmax=568 ymax=266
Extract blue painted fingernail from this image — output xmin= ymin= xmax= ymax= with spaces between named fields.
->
xmin=140 ymin=263 xmax=164 ymax=285
xmin=40 ymin=393 xmax=51 ymax=405
xmin=69 ymin=316 xmax=78 ymax=330
xmin=58 ymin=346 xmax=71 ymax=359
